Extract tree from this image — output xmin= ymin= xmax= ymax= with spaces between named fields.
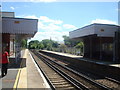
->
xmin=59 ymin=44 xmax=67 ymax=52
xmin=52 ymin=41 xmax=59 ymax=48
xmin=28 ymin=40 xmax=39 ymax=49
xmin=41 ymin=39 xmax=59 ymax=50
xmin=63 ymin=35 xmax=71 ymax=47
xmin=21 ymin=39 xmax=27 ymax=48
xmin=75 ymin=42 xmax=84 ymax=54
xmin=28 ymin=39 xmax=59 ymax=50
xmin=41 ymin=39 xmax=51 ymax=49
xmin=38 ymin=42 xmax=44 ymax=49
xmin=63 ymin=35 xmax=79 ymax=47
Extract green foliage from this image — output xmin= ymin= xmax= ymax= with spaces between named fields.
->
xmin=38 ymin=42 xmax=44 ymax=49
xmin=21 ymin=39 xmax=27 ymax=48
xmin=28 ymin=35 xmax=84 ymax=56
xmin=63 ymin=35 xmax=79 ymax=47
xmin=28 ymin=40 xmax=39 ymax=49
xmin=75 ymin=42 xmax=84 ymax=48
xmin=41 ymin=39 xmax=51 ymax=48
xmin=28 ymin=39 xmax=59 ymax=50
xmin=59 ymin=44 xmax=67 ymax=52
xmin=63 ymin=35 xmax=71 ymax=46
xmin=75 ymin=42 xmax=84 ymax=54
xmin=63 ymin=35 xmax=84 ymax=55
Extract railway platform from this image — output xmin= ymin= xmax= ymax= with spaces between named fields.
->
xmin=42 ymin=50 xmax=120 ymax=68
xmin=1 ymin=49 xmax=50 ymax=89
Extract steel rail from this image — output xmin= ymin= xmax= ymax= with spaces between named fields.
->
xmin=32 ymin=50 xmax=89 ymax=90
xmin=39 ymin=54 xmax=88 ymax=90
xmin=39 ymin=50 xmax=120 ymax=89
xmin=36 ymin=51 xmax=112 ymax=90
xmin=30 ymin=51 xmax=55 ymax=90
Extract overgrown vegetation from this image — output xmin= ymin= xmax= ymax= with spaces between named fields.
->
xmin=28 ymin=35 xmax=84 ymax=55
xmin=21 ymin=39 xmax=27 ymax=49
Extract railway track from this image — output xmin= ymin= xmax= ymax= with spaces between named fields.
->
xmin=38 ymin=50 xmax=120 ymax=90
xmin=31 ymin=50 xmax=113 ymax=90
xmin=54 ymin=58 xmax=120 ymax=89
xmin=48 ymin=54 xmax=120 ymax=90
xmin=30 ymin=51 xmax=83 ymax=90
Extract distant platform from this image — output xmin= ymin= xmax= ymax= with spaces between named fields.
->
xmin=42 ymin=50 xmax=120 ymax=68
xmin=42 ymin=50 xmax=83 ymax=58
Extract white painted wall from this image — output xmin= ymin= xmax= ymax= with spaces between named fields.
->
xmin=94 ymin=24 xmax=118 ymax=37
xmin=69 ymin=24 xmax=119 ymax=39
xmin=69 ymin=24 xmax=95 ymax=39
xmin=2 ymin=18 xmax=38 ymax=35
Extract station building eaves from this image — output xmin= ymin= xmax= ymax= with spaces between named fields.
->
xmin=69 ymin=23 xmax=120 ymax=39
xmin=2 ymin=17 xmax=38 ymax=39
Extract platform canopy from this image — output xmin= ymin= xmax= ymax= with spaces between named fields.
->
xmin=2 ymin=17 xmax=38 ymax=39
xmin=69 ymin=23 xmax=119 ymax=39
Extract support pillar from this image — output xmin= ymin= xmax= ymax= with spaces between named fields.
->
xmin=99 ymin=37 xmax=102 ymax=60
xmin=15 ymin=35 xmax=21 ymax=64
xmin=90 ymin=36 xmax=92 ymax=59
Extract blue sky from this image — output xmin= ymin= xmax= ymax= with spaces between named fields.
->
xmin=2 ymin=1 xmax=118 ymax=43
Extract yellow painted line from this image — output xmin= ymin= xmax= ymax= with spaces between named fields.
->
xmin=13 ymin=66 xmax=22 ymax=89
xmin=17 ymin=67 xmax=27 ymax=88
xmin=13 ymin=49 xmax=27 ymax=89
xmin=17 ymin=49 xmax=27 ymax=88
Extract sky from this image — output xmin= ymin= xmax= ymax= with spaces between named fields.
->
xmin=2 ymin=1 xmax=119 ymax=43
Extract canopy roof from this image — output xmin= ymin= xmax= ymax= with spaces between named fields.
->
xmin=69 ymin=23 xmax=119 ymax=39
xmin=2 ymin=17 xmax=38 ymax=38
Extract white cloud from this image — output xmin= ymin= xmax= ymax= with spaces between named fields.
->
xmin=39 ymin=16 xmax=63 ymax=24
xmin=30 ymin=31 xmax=69 ymax=43
xmin=23 ymin=15 xmax=63 ymax=31
xmin=10 ymin=6 xmax=15 ymax=10
xmin=38 ymin=22 xmax=62 ymax=31
xmin=63 ymin=24 xmax=77 ymax=29
xmin=18 ymin=15 xmax=76 ymax=42
xmin=91 ymin=19 xmax=117 ymax=25
xmin=23 ymin=15 xmax=38 ymax=19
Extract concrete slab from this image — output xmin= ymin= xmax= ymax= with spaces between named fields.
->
xmin=27 ymin=50 xmax=50 ymax=89
xmin=42 ymin=50 xmax=82 ymax=58
xmin=1 ymin=50 xmax=26 ymax=89
xmin=2 ymin=69 xmax=18 ymax=88
xmin=1 ymin=49 xmax=51 ymax=89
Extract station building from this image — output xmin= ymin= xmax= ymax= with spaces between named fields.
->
xmin=69 ymin=23 xmax=120 ymax=62
xmin=1 ymin=12 xmax=38 ymax=62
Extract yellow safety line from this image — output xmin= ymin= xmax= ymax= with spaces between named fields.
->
xmin=13 ymin=68 xmax=21 ymax=90
xmin=13 ymin=49 xmax=26 ymax=89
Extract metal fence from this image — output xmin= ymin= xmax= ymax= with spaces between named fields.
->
xmin=44 ymin=47 xmax=83 ymax=56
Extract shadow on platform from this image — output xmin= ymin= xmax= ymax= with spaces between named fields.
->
xmin=74 ymin=57 xmax=120 ymax=64
xmin=8 ymin=58 xmax=26 ymax=69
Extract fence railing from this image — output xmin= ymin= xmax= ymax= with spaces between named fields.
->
xmin=43 ymin=47 xmax=83 ymax=56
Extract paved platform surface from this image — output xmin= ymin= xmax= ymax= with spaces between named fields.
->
xmin=0 ymin=49 xmax=50 ymax=89
xmin=42 ymin=50 xmax=120 ymax=68
xmin=42 ymin=50 xmax=83 ymax=58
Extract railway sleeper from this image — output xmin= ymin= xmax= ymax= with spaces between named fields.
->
xmin=52 ymin=80 xmax=68 ymax=83
xmin=52 ymin=82 xmax=71 ymax=85
xmin=55 ymin=84 xmax=74 ymax=88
